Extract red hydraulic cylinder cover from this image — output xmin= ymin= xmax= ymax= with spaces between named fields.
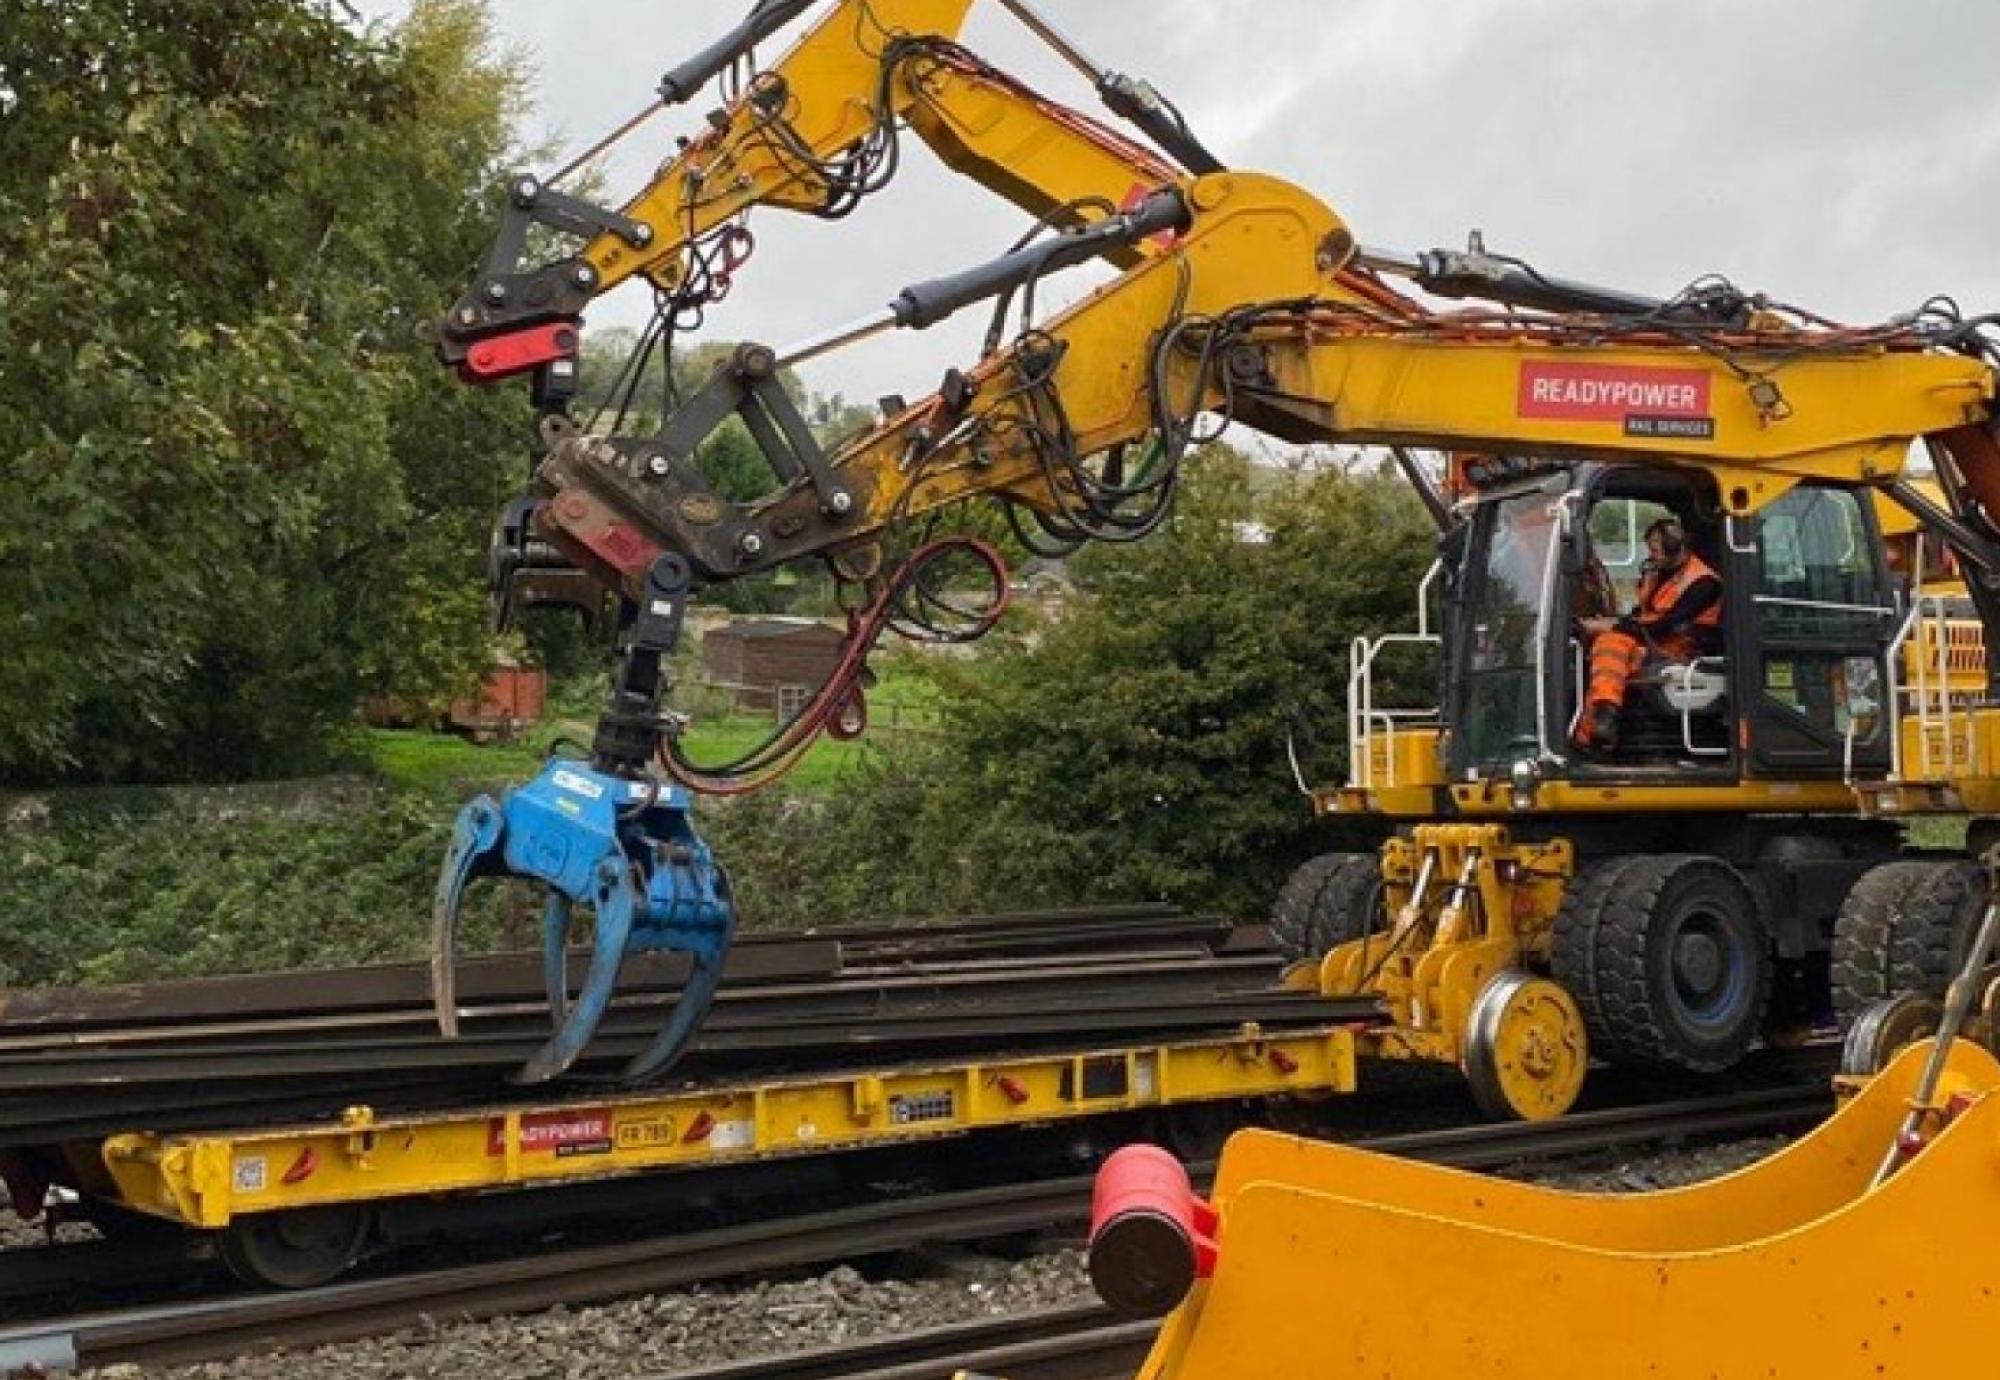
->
xmin=1088 ymin=1143 xmax=1220 ymax=1319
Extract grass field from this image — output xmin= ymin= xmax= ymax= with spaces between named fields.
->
xmin=355 ymin=656 xmax=944 ymax=795
xmin=355 ymin=717 xmax=900 ymax=794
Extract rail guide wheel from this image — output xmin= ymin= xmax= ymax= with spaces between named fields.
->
xmin=1463 ymin=970 xmax=1589 ymax=1121
xmin=218 ymin=1205 xmax=371 ymax=1289
xmin=1839 ymin=992 xmax=1943 ymax=1078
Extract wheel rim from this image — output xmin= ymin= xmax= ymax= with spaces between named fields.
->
xmin=1665 ymin=903 xmax=1750 ymax=1035
xmin=1465 ymin=971 xmax=1589 ymax=1121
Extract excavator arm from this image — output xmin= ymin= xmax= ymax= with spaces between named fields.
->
xmin=536 ymin=187 xmax=1995 ymax=605
xmin=426 ymin=0 xmax=1277 ymax=1093
xmin=527 ymin=174 xmax=1351 ymax=594
xmin=435 ymin=0 xmax=1206 ymax=395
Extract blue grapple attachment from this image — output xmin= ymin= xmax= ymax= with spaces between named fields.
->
xmin=432 ymin=761 xmax=735 ymax=1085
xmin=432 ymin=552 xmax=735 ymax=1086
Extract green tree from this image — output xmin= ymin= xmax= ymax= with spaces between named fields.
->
xmin=0 ymin=0 xmax=533 ymax=784
xmin=895 ymin=451 xmax=1437 ymax=917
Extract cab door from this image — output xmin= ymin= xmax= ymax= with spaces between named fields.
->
xmin=1737 ymin=484 xmax=1898 ymax=776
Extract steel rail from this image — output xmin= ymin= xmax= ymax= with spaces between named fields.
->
xmin=0 ymin=1081 xmax=1833 ymax=1372
xmin=0 ymin=907 xmax=1206 ymax=1035
xmin=0 ymin=922 xmax=1361 ymax=1147
xmin=643 ymin=1304 xmax=1151 ymax=1380
xmin=0 ymin=989 xmax=1375 ymax=1147
xmin=3 ymin=955 xmax=1263 ymax=1068
xmin=0 ymin=951 xmax=1295 ymax=1068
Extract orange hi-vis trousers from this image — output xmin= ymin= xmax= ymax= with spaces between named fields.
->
xmin=1585 ymin=629 xmax=1700 ymax=719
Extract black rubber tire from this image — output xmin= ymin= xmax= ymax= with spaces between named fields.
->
xmin=1550 ymin=855 xmax=1653 ymax=1042
xmin=1269 ymin=852 xmax=1384 ymax=962
xmin=1886 ymin=858 xmax=1989 ymax=999
xmin=1830 ymin=860 xmax=1939 ymax=1029
xmin=1562 ymin=855 xmax=1770 ymax=1073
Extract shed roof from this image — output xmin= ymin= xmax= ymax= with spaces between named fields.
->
xmin=708 ymin=618 xmax=844 ymax=643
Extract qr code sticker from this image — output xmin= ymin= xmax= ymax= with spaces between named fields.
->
xmin=232 ymin=1157 xmax=268 ymax=1194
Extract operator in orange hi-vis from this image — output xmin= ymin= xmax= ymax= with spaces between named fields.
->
xmin=1574 ymin=517 xmax=1723 ymax=753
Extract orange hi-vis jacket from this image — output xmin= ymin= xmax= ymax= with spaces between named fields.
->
xmin=1627 ymin=552 xmax=1723 ymax=659
xmin=1584 ymin=553 xmax=1724 ymax=720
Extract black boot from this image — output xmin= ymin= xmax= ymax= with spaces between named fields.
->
xmin=1589 ymin=703 xmax=1620 ymax=754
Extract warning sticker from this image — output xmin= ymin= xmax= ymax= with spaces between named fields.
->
xmin=488 ymin=1109 xmax=614 ymax=1159
xmin=709 ymin=1119 xmax=756 ymax=1151
xmin=1517 ymin=362 xmax=1714 ymax=439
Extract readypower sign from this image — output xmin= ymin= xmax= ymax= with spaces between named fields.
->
xmin=1517 ymin=362 xmax=1716 ymax=439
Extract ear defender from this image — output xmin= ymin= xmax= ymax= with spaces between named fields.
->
xmin=1646 ymin=517 xmax=1687 ymax=559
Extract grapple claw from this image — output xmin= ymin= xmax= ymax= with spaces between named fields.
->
xmin=540 ymin=891 xmax=574 ymax=1028
xmin=430 ymin=760 xmax=735 ymax=1085
xmin=623 ymin=866 xmax=736 ymax=1082
xmin=516 ymin=856 xmax=637 ymax=1085
xmin=432 ymin=796 xmax=507 ymax=1040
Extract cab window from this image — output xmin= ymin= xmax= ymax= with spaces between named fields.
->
xmin=1586 ymin=496 xmax=1675 ymax=609
xmin=1754 ymin=487 xmax=1890 ymax=639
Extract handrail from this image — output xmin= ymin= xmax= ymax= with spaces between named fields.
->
xmin=1884 ymin=582 xmax=1980 ymax=784
xmin=1885 ymin=595 xmax=1922 ymax=782
xmin=1350 ymin=634 xmax=1442 ymax=789
xmin=1567 ymin=638 xmax=1586 ymax=745
xmin=1346 ymin=560 xmax=1445 ymax=792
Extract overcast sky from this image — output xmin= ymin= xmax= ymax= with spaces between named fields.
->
xmin=357 ymin=1 xmax=2000 ymax=432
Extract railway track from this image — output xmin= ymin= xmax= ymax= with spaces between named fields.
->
xmin=0 ymin=1082 xmax=1831 ymax=1372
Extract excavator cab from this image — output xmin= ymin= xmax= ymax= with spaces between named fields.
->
xmin=1444 ymin=461 xmax=1899 ymax=786
xmin=1574 ymin=474 xmax=1731 ymax=762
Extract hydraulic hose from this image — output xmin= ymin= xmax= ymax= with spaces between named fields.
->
xmin=659 ymin=0 xmax=818 ymax=106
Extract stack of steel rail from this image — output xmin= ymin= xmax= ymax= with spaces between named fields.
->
xmin=0 ymin=905 xmax=1377 ymax=1147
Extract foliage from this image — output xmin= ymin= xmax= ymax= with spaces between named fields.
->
xmin=0 ymin=765 xmax=934 ymax=987
xmin=899 ymin=453 xmax=1439 ymax=917
xmin=0 ymin=784 xmax=517 ymax=987
xmin=350 ymin=715 xmax=888 ymax=796
xmin=0 ymin=0 xmax=532 ymax=784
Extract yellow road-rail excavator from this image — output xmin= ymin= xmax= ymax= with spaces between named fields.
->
xmin=433 ymin=0 xmax=2000 ymax=1129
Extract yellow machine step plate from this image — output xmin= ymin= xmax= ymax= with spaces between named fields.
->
xmin=100 ymin=1025 xmax=1361 ymax=1229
